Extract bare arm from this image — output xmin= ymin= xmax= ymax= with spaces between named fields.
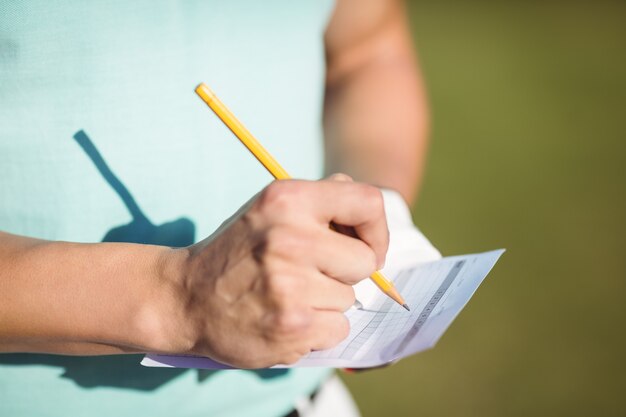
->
xmin=0 ymin=179 xmax=388 ymax=366
xmin=324 ymin=0 xmax=429 ymax=204
xmin=0 ymin=231 xmax=186 ymax=355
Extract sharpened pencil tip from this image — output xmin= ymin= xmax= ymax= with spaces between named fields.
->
xmin=402 ymin=304 xmax=410 ymax=311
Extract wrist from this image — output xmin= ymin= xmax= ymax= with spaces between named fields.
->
xmin=135 ymin=245 xmax=197 ymax=354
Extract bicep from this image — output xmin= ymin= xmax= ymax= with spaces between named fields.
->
xmin=324 ymin=0 xmax=413 ymax=87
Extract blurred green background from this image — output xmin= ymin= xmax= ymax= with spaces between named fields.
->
xmin=340 ymin=1 xmax=626 ymax=416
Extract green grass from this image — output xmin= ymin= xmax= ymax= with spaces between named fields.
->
xmin=341 ymin=1 xmax=626 ymax=416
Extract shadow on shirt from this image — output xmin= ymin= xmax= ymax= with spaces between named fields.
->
xmin=0 ymin=130 xmax=288 ymax=389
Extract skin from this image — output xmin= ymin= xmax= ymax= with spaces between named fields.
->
xmin=325 ymin=0 xmax=429 ymax=203
xmin=0 ymin=0 xmax=428 ymax=368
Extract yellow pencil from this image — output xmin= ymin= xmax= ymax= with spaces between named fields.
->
xmin=195 ymin=83 xmax=409 ymax=311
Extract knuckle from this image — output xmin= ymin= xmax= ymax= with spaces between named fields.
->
xmin=265 ymin=272 xmax=297 ymax=301
xmin=265 ymin=227 xmax=290 ymax=257
xmin=265 ymin=270 xmax=285 ymax=291
xmin=259 ymin=181 xmax=302 ymax=213
xmin=363 ymin=185 xmax=385 ymax=214
xmin=265 ymin=226 xmax=309 ymax=259
xmin=270 ymin=308 xmax=310 ymax=336
xmin=263 ymin=270 xmax=307 ymax=304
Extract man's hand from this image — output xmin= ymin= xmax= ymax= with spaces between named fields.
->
xmin=0 ymin=177 xmax=387 ymax=364
xmin=168 ymin=177 xmax=388 ymax=368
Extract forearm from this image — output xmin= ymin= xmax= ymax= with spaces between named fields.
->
xmin=323 ymin=0 xmax=429 ymax=204
xmin=0 ymin=231 xmax=188 ymax=355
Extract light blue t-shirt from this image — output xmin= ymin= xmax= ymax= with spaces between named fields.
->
xmin=0 ymin=1 xmax=335 ymax=415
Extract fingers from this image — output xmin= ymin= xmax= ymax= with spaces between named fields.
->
xmin=304 ymin=271 xmax=356 ymax=311
xmin=307 ymin=311 xmax=351 ymax=351
xmin=243 ymin=176 xmax=387 ymax=365
xmin=261 ymin=259 xmax=356 ymax=313
xmin=311 ymin=228 xmax=378 ymax=284
xmin=268 ymin=310 xmax=350 ymax=365
xmin=308 ymin=180 xmax=389 ymax=269
xmin=255 ymin=178 xmax=389 ymax=271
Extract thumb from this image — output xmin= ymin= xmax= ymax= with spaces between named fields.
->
xmin=324 ymin=173 xmax=360 ymax=241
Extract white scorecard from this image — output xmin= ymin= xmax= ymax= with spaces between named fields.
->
xmin=142 ymin=249 xmax=504 ymax=370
